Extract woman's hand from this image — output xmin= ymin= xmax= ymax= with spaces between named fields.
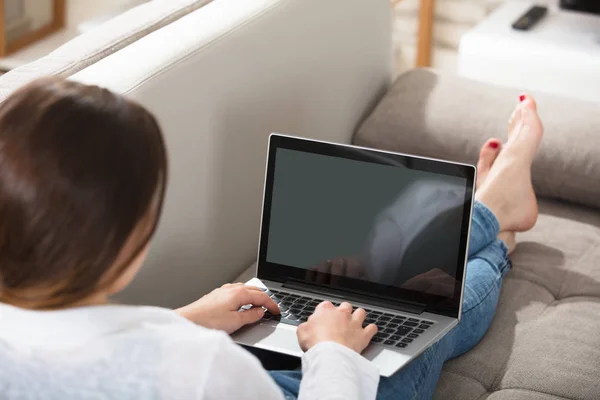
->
xmin=296 ymin=301 xmax=378 ymax=353
xmin=175 ymin=283 xmax=280 ymax=334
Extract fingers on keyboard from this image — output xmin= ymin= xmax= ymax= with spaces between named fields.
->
xmin=260 ymin=288 xmax=435 ymax=349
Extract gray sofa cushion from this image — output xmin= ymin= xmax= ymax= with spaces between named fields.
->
xmin=434 ymin=199 xmax=600 ymax=399
xmin=354 ymin=69 xmax=600 ymax=210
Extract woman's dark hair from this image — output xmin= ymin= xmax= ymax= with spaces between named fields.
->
xmin=0 ymin=78 xmax=168 ymax=309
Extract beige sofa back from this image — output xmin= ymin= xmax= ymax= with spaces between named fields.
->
xmin=71 ymin=0 xmax=393 ymax=307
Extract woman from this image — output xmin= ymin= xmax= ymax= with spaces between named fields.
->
xmin=0 ymin=78 xmax=542 ymax=399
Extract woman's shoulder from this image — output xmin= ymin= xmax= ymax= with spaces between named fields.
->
xmin=94 ymin=306 xmax=238 ymax=381
xmin=0 ymin=304 xmax=239 ymax=398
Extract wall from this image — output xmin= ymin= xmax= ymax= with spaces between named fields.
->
xmin=67 ymin=0 xmax=147 ymax=26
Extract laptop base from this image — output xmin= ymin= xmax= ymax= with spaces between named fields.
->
xmin=232 ymin=278 xmax=458 ymax=377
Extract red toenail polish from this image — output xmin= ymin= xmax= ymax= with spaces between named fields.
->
xmin=489 ymin=142 xmax=499 ymax=149
xmin=519 ymin=95 xmax=526 ymax=102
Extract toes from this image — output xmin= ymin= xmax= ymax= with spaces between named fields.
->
xmin=508 ymin=93 xmax=542 ymax=147
xmin=508 ymin=106 xmax=523 ymax=139
xmin=509 ymin=93 xmax=543 ymax=158
xmin=476 ymin=139 xmax=502 ymax=189
xmin=478 ymin=139 xmax=502 ymax=169
xmin=519 ymin=92 xmax=537 ymax=111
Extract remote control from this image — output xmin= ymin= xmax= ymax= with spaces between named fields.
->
xmin=512 ymin=6 xmax=548 ymax=31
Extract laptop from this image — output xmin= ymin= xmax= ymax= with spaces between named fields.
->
xmin=232 ymin=133 xmax=476 ymax=377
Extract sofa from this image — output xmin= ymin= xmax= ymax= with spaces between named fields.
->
xmin=1 ymin=0 xmax=598 ymax=398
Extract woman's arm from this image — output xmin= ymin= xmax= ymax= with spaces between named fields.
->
xmin=204 ymin=330 xmax=379 ymax=400
xmin=175 ymin=283 xmax=280 ymax=333
xmin=295 ymin=301 xmax=380 ymax=399
xmin=179 ymin=284 xmax=380 ymax=399
xmin=299 ymin=342 xmax=380 ymax=399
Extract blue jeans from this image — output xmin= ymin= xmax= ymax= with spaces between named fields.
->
xmin=269 ymin=201 xmax=511 ymax=400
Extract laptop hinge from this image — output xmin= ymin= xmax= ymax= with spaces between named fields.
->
xmin=282 ymin=279 xmax=426 ymax=315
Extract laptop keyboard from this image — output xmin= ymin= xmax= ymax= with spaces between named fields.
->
xmin=250 ymin=288 xmax=435 ymax=349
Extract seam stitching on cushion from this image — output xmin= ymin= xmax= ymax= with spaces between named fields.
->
xmin=120 ymin=0 xmax=289 ymax=95
xmin=498 ymin=387 xmax=574 ymax=400
xmin=556 ymin=295 xmax=600 ymax=302
xmin=555 ymin=241 xmax=596 ymax=300
xmin=533 ymin=299 xmax=558 ymax=319
xmin=505 ymin=275 xmax=556 ymax=300
xmin=441 ymin=370 xmax=488 ymax=392
xmin=506 ymin=275 xmax=600 ymax=302
xmin=474 ymin=391 xmax=490 ymax=400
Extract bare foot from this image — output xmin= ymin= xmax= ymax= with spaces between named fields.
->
xmin=475 ymin=93 xmax=542 ymax=232
xmin=476 ymin=138 xmax=502 ymax=190
xmin=475 ymin=139 xmax=517 ymax=253
xmin=498 ymin=231 xmax=516 ymax=255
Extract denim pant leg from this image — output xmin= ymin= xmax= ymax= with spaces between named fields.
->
xmin=375 ymin=239 xmax=510 ymax=400
xmin=269 ymin=202 xmax=509 ymax=400
xmin=468 ymin=201 xmax=501 ymax=257
xmin=270 ymin=370 xmax=303 ymax=400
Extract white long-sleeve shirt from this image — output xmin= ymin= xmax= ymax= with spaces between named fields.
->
xmin=0 ymin=303 xmax=379 ymax=399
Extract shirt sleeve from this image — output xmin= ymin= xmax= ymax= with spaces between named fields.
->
xmin=298 ymin=342 xmax=380 ymax=400
xmin=203 ymin=334 xmax=285 ymax=400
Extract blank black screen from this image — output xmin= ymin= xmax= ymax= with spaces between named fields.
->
xmin=266 ymin=148 xmax=469 ymax=299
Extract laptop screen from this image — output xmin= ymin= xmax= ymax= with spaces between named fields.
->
xmin=258 ymin=135 xmax=475 ymax=318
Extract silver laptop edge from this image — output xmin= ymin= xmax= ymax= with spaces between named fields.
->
xmin=234 ymin=133 xmax=475 ymax=377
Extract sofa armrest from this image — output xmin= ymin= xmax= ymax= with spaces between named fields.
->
xmin=0 ymin=0 xmax=210 ymax=102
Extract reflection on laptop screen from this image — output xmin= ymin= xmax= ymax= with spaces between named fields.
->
xmin=266 ymin=148 xmax=469 ymax=299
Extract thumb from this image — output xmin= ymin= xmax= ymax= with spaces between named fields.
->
xmin=237 ymin=307 xmax=265 ymax=327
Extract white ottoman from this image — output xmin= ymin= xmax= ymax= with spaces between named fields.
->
xmin=458 ymin=0 xmax=600 ymax=103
